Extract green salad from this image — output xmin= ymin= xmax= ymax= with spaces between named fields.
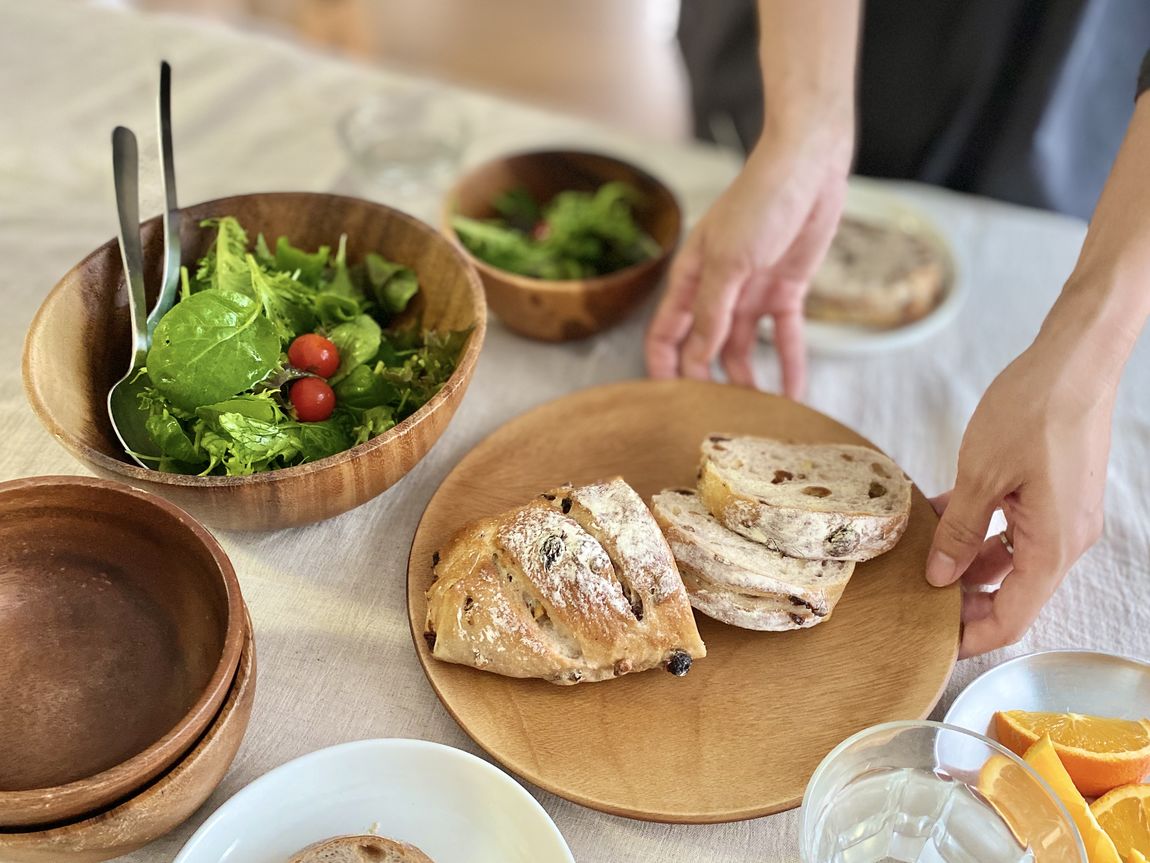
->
xmin=137 ymin=216 xmax=469 ymax=477
xmin=451 ymin=181 xmax=661 ymax=280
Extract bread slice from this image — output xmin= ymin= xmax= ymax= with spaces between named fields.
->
xmin=289 ymin=835 xmax=435 ymax=863
xmin=424 ymin=477 xmax=705 ymax=684
xmin=806 ymin=216 xmax=947 ymax=329
xmin=698 ymin=436 xmax=911 ymax=561
xmin=652 ymin=488 xmax=855 ymax=630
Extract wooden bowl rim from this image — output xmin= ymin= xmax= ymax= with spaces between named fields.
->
xmin=21 ymin=191 xmax=487 ymax=489
xmin=441 ymin=148 xmax=682 ymax=294
xmin=0 ymin=610 xmax=254 ymax=844
xmin=0 ymin=475 xmax=246 ymax=822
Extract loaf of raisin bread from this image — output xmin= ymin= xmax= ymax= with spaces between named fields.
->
xmin=424 ymin=477 xmax=705 ymax=685
xmin=289 ymin=835 xmax=434 ymax=863
xmin=651 ymin=488 xmax=855 ymax=630
xmin=806 ymin=216 xmax=947 ymax=329
xmin=698 ymin=435 xmax=911 ymax=561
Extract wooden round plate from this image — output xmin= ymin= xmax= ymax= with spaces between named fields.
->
xmin=406 ymin=379 xmax=960 ymax=822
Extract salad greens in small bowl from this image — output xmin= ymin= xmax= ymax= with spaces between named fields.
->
xmin=444 ymin=150 xmax=681 ymax=342
xmin=23 ymin=192 xmax=485 ymax=531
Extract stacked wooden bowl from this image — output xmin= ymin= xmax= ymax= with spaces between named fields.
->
xmin=0 ymin=476 xmax=255 ymax=862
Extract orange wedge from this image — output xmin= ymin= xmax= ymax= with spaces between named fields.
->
xmin=996 ymin=711 xmax=1150 ymax=797
xmin=1130 ymin=851 xmax=1147 ymax=863
xmin=979 ymin=753 xmax=1088 ymax=861
xmin=1023 ymin=736 xmax=1121 ymax=863
xmin=1091 ymin=784 xmax=1150 ymax=860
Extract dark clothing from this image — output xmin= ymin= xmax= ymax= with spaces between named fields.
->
xmin=678 ymin=0 xmax=1150 ymax=219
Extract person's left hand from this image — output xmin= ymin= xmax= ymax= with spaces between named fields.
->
xmin=925 ymin=327 xmax=1119 ymax=658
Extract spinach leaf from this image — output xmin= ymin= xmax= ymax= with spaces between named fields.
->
xmin=196 ymin=392 xmax=284 ymax=425
xmin=328 ymin=314 xmax=381 ymax=384
xmin=146 ymin=289 xmax=281 ymax=412
xmin=295 ymin=419 xmax=352 ymax=461
xmin=197 ymin=412 xmax=302 ymax=476
xmin=314 ymin=235 xmax=366 ymax=326
xmin=363 ymin=253 xmax=419 ymax=316
xmin=145 ymin=410 xmax=202 ymax=464
xmin=333 ymin=363 xmax=396 ymax=411
xmin=275 ymin=236 xmax=330 ymax=287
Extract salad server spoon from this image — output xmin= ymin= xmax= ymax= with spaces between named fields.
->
xmin=107 ymin=62 xmax=180 ymax=468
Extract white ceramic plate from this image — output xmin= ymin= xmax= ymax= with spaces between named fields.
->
xmin=173 ymin=739 xmax=575 ymax=863
xmin=759 ymin=179 xmax=965 ymax=356
xmin=940 ymin=650 xmax=1150 ymax=768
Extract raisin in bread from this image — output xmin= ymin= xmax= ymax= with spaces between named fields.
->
xmin=806 ymin=216 xmax=947 ymax=329
xmin=698 ymin=436 xmax=910 ymax=561
xmin=289 ymin=835 xmax=434 ymax=863
xmin=424 ymin=477 xmax=705 ymax=685
xmin=652 ymin=488 xmax=855 ymax=630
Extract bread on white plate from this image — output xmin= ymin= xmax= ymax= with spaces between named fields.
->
xmin=289 ymin=834 xmax=434 ymax=863
xmin=651 ymin=488 xmax=855 ymax=631
xmin=806 ymin=215 xmax=948 ymax=329
xmin=698 ymin=435 xmax=911 ymax=562
xmin=424 ymin=477 xmax=705 ymax=685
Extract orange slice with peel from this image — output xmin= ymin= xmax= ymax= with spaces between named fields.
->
xmin=996 ymin=711 xmax=1150 ymax=797
xmin=979 ymin=752 xmax=1089 ymax=861
xmin=1023 ymin=735 xmax=1121 ymax=863
xmin=1091 ymin=784 xmax=1150 ymax=860
xmin=1129 ymin=851 xmax=1147 ymax=863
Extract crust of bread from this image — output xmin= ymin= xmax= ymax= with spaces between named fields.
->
xmin=288 ymin=835 xmax=435 ymax=863
xmin=806 ymin=216 xmax=947 ymax=329
xmin=652 ymin=488 xmax=854 ymax=631
xmin=698 ymin=436 xmax=911 ymax=561
xmin=425 ymin=477 xmax=705 ymax=685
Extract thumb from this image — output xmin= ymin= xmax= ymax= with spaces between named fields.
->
xmin=926 ymin=474 xmax=999 ymax=588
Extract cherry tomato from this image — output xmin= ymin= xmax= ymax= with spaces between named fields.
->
xmin=290 ymin=377 xmax=336 ymax=422
xmin=288 ymin=333 xmax=340 ymax=378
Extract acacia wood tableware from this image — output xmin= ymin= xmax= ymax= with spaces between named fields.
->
xmin=0 ymin=614 xmax=256 ymax=862
xmin=444 ymin=149 xmax=680 ymax=341
xmin=406 ymin=379 xmax=961 ymax=823
xmin=0 ymin=476 xmax=245 ymax=827
xmin=23 ymin=192 xmax=486 ymax=531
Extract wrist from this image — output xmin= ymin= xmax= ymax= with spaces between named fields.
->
xmin=752 ymin=102 xmax=854 ymax=176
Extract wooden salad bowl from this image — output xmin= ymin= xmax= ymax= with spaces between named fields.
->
xmin=22 ymin=192 xmax=486 ymax=531
xmin=444 ymin=150 xmax=681 ymax=341
xmin=0 ymin=476 xmax=245 ymax=827
xmin=0 ymin=612 xmax=256 ymax=862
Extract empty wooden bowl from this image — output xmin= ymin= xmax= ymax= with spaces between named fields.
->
xmin=444 ymin=150 xmax=681 ymax=341
xmin=23 ymin=192 xmax=486 ymax=531
xmin=0 ymin=612 xmax=256 ymax=863
xmin=0 ymin=476 xmax=245 ymax=827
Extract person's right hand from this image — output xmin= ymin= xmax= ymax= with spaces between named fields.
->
xmin=644 ymin=118 xmax=853 ymax=398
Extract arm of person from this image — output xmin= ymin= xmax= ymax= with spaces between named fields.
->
xmin=926 ymin=85 xmax=1150 ymax=658
xmin=645 ymin=0 xmax=861 ymax=396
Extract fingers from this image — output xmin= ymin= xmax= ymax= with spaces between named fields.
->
xmin=720 ymin=309 xmax=763 ymax=388
xmin=926 ymin=472 xmax=1000 ymax=588
xmin=960 ymin=533 xmax=1014 ymax=588
xmin=772 ymin=304 xmax=807 ymax=399
xmin=645 ymin=234 xmax=703 ymax=379
xmin=680 ymin=261 xmax=747 ymax=380
xmin=957 ymin=560 xmax=1059 ymax=659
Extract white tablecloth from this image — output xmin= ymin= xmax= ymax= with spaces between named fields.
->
xmin=2 ymin=3 xmax=1148 ymax=861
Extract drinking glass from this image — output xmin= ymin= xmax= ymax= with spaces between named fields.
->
xmin=337 ymin=87 xmax=467 ymax=220
xmin=801 ymin=720 xmax=1086 ymax=863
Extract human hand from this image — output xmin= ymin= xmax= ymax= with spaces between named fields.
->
xmin=644 ymin=120 xmax=852 ymax=398
xmin=925 ymin=331 xmax=1119 ymax=658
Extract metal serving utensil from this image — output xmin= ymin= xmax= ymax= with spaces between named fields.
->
xmin=107 ymin=62 xmax=180 ymax=467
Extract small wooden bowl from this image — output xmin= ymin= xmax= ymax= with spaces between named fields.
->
xmin=0 ymin=613 xmax=256 ymax=863
xmin=444 ymin=150 xmax=680 ymax=341
xmin=0 ymin=476 xmax=245 ymax=827
xmin=23 ymin=192 xmax=486 ymax=531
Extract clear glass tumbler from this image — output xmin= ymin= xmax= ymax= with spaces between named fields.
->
xmin=337 ymin=86 xmax=467 ymax=220
xmin=801 ymin=720 xmax=1086 ymax=863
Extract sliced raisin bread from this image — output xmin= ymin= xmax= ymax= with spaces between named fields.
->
xmin=289 ymin=835 xmax=434 ymax=863
xmin=698 ymin=436 xmax=911 ymax=561
xmin=652 ymin=488 xmax=855 ymax=630
xmin=424 ymin=477 xmax=705 ymax=685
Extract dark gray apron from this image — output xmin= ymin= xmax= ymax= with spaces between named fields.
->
xmin=678 ymin=0 xmax=1150 ymax=219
